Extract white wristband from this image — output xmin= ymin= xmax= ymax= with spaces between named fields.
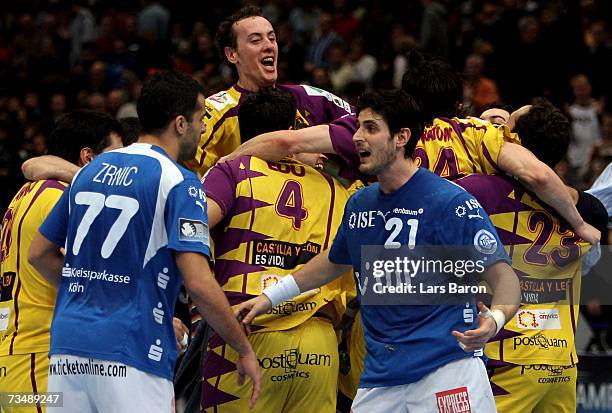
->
xmin=262 ymin=274 xmax=301 ymax=307
xmin=490 ymin=309 xmax=506 ymax=335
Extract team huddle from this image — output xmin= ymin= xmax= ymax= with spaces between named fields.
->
xmin=0 ymin=5 xmax=606 ymax=413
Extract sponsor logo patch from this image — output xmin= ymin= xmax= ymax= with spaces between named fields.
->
xmin=179 ymin=219 xmax=209 ymax=244
xmin=473 ymin=229 xmax=497 ymax=254
xmin=516 ymin=309 xmax=561 ymax=330
xmin=436 ymin=386 xmax=471 ymax=413
xmin=0 ymin=307 xmax=9 ymax=331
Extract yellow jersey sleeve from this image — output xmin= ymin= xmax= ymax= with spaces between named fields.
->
xmin=193 ymin=89 xmax=242 ymax=177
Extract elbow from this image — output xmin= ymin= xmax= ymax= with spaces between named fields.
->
xmin=28 ymin=247 xmax=43 ymax=272
xmin=278 ymin=133 xmax=302 ymax=155
xmin=518 ymin=164 xmax=552 ymax=191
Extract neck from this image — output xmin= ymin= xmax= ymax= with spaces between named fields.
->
xmin=237 ymin=77 xmax=274 ymax=92
xmin=138 ymin=133 xmax=179 ymax=161
xmin=377 ymin=157 xmax=418 ymax=193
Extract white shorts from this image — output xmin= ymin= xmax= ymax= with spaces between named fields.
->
xmin=352 ymin=357 xmax=496 ymax=413
xmin=47 ymin=354 xmax=174 ymax=413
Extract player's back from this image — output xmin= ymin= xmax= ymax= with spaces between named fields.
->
xmin=45 ymin=143 xmax=206 ymax=379
xmin=0 ymin=180 xmax=67 ymax=355
xmin=412 ymin=117 xmax=520 ymax=178
xmin=456 ymin=173 xmax=588 ymax=365
xmin=205 ymin=155 xmax=353 ymax=333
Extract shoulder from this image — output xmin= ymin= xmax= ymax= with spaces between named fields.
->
xmin=205 ymin=87 xmax=241 ymax=117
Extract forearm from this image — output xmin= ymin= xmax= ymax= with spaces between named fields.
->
xmin=177 ymin=253 xmax=252 ymax=356
xmin=28 ymin=233 xmax=63 ymax=287
xmin=499 ymin=143 xmax=584 ymax=228
xmin=484 ymin=261 xmax=521 ymax=321
xmin=529 ymin=169 xmax=584 ymax=228
xmin=22 ymin=155 xmax=79 ymax=182
xmin=189 ymin=276 xmax=252 ymax=356
xmin=232 ymin=125 xmax=335 ymax=161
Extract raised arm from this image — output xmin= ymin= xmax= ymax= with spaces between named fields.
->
xmin=224 ymin=125 xmax=336 ymax=162
xmin=497 ymin=142 xmax=600 ymax=244
xmin=22 ymin=155 xmax=80 ymax=182
xmin=236 ymin=249 xmax=352 ymax=325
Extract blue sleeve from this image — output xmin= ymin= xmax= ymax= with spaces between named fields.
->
xmin=39 ymin=186 xmax=70 ymax=246
xmin=165 ymin=176 xmax=211 ymax=258
xmin=440 ymin=192 xmax=510 ymax=268
xmin=328 ymin=202 xmax=352 ymax=266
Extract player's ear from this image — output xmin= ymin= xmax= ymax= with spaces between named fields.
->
xmin=396 ymin=128 xmax=411 ymax=149
xmin=225 ymin=47 xmax=238 ymax=64
xmin=174 ymin=115 xmax=187 ymax=135
xmin=79 ymin=147 xmax=95 ymax=166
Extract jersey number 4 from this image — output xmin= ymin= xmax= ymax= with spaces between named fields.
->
xmin=72 ymin=192 xmax=140 ymax=258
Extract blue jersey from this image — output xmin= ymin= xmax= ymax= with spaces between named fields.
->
xmin=40 ymin=143 xmax=211 ymax=380
xmin=328 ymin=168 xmax=510 ymax=388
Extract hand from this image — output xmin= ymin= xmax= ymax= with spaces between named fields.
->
xmin=173 ymin=317 xmax=189 ymax=353
xmin=235 ymin=295 xmax=274 ymax=332
xmin=573 ymin=221 xmax=601 ymax=246
xmin=236 ymin=350 xmax=261 ymax=409
xmin=452 ymin=302 xmax=497 ymax=352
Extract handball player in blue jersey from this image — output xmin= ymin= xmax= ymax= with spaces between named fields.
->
xmin=29 ymin=71 xmax=260 ymax=412
xmin=237 ymin=89 xmax=520 ymax=412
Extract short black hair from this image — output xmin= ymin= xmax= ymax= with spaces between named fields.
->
xmin=401 ymin=50 xmax=463 ymax=121
xmin=47 ymin=110 xmax=124 ymax=164
xmin=514 ymin=97 xmax=570 ymax=168
xmin=238 ymin=87 xmax=296 ymax=142
xmin=215 ymin=5 xmax=264 ymax=64
xmin=119 ymin=117 xmax=142 ymax=145
xmin=356 ymin=89 xmax=423 ymax=158
xmin=137 ymin=70 xmax=203 ymax=135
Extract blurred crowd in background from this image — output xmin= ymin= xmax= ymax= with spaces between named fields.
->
xmin=1 ymin=0 xmax=611 ymax=212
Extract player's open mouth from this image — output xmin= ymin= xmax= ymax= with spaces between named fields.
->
xmin=359 ymin=150 xmax=371 ymax=161
xmin=261 ymin=57 xmax=275 ymax=67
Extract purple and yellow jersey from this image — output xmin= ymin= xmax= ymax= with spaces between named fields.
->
xmin=189 ymin=84 xmax=354 ymax=176
xmin=413 ymin=118 xmax=520 ymax=178
xmin=328 ymin=116 xmax=520 ymax=179
xmin=456 ymin=174 xmax=589 ymax=366
xmin=0 ymin=180 xmax=67 ymax=355
xmin=204 ymin=156 xmax=355 ymax=333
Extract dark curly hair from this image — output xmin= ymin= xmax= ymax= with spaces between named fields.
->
xmin=238 ymin=87 xmax=296 ymax=142
xmin=215 ymin=5 xmax=264 ymax=64
xmin=401 ymin=50 xmax=464 ymax=121
xmin=356 ymin=89 xmax=423 ymax=158
xmin=514 ymin=97 xmax=570 ymax=168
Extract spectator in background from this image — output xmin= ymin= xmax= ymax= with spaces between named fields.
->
xmin=328 ymin=44 xmax=353 ymax=93
xmin=566 ymin=74 xmax=603 ymax=187
xmin=137 ymin=0 xmax=170 ymax=45
xmin=463 ymin=53 xmax=499 ymax=115
xmin=69 ymin=1 xmax=96 ymax=66
xmin=346 ymin=37 xmax=377 ymax=88
xmin=305 ymin=12 xmax=344 ymax=73
xmin=419 ymin=0 xmax=449 ymax=58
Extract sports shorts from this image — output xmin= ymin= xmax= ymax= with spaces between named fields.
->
xmin=0 ymin=352 xmax=49 ymax=413
xmin=46 ymin=354 xmax=174 ymax=412
xmin=352 ymin=356 xmax=496 ymax=413
xmin=202 ymin=316 xmax=339 ymax=413
xmin=488 ymin=363 xmax=576 ymax=413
